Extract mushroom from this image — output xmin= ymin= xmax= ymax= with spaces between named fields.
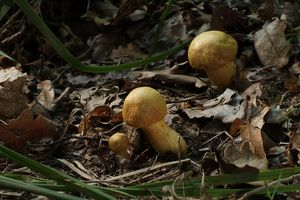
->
xmin=122 ymin=86 xmax=187 ymax=157
xmin=108 ymin=132 xmax=130 ymax=159
xmin=188 ymin=30 xmax=238 ymax=88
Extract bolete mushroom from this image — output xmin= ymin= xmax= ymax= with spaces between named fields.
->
xmin=188 ymin=30 xmax=238 ymax=88
xmin=108 ymin=132 xmax=130 ymax=159
xmin=122 ymin=86 xmax=187 ymax=157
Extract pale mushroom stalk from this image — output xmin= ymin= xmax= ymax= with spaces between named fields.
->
xmin=143 ymin=120 xmax=187 ymax=156
xmin=206 ymin=62 xmax=236 ymax=87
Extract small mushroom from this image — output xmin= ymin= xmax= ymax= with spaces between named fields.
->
xmin=188 ymin=30 xmax=238 ymax=88
xmin=108 ymin=132 xmax=130 ymax=159
xmin=122 ymin=86 xmax=187 ymax=157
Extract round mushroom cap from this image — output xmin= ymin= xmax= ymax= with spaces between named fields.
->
xmin=122 ymin=87 xmax=167 ymax=128
xmin=188 ymin=31 xmax=238 ymax=71
xmin=108 ymin=132 xmax=130 ymax=155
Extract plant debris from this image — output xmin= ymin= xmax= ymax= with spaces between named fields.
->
xmin=1 ymin=0 xmax=300 ymax=199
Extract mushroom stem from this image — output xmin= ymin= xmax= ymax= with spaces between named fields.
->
xmin=206 ymin=62 xmax=236 ymax=88
xmin=143 ymin=120 xmax=187 ymax=156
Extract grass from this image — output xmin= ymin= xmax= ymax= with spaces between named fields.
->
xmin=1 ymin=144 xmax=300 ymax=199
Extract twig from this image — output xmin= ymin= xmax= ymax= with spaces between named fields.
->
xmin=105 ymin=158 xmax=190 ymax=181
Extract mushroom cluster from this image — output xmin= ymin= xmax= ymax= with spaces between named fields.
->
xmin=122 ymin=86 xmax=187 ymax=157
xmin=188 ymin=30 xmax=238 ymax=88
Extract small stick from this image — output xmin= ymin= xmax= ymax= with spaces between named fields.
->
xmin=105 ymin=158 xmax=190 ymax=181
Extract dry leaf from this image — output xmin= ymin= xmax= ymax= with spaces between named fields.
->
xmin=37 ymin=80 xmax=55 ymax=110
xmin=254 ymin=14 xmax=291 ymax=68
xmin=109 ymin=43 xmax=146 ymax=62
xmin=250 ymin=106 xmax=270 ymax=129
xmin=211 ymin=6 xmax=248 ymax=31
xmin=0 ymin=107 xmax=59 ymax=151
xmin=241 ymin=83 xmax=262 ymax=107
xmin=222 ymin=142 xmax=268 ymax=171
xmin=240 ymin=124 xmax=266 ymax=159
xmin=290 ymin=61 xmax=300 ymax=75
xmin=0 ymin=67 xmax=29 ymax=120
xmin=229 ymin=118 xmax=248 ymax=137
xmin=284 ymin=75 xmax=300 ymax=92
xmin=183 ymin=89 xmax=246 ymax=123
xmin=241 ymin=83 xmax=269 ymax=128
xmin=257 ymin=0 xmax=275 ymax=21
xmin=78 ymin=105 xmax=112 ymax=135
xmin=66 ymin=73 xmax=102 ymax=85
xmin=113 ymin=0 xmax=144 ymax=23
xmin=288 ymin=130 xmax=300 ymax=164
xmin=265 ymin=106 xmax=287 ymax=123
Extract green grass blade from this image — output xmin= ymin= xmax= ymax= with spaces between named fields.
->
xmin=151 ymin=0 xmax=174 ymax=53
xmin=0 ymin=2 xmax=11 ymax=22
xmin=3 ymin=173 xmax=135 ymax=199
xmin=120 ymin=167 xmax=300 ymax=197
xmin=0 ymin=50 xmax=18 ymax=62
xmin=0 ymin=174 xmax=84 ymax=200
xmin=4 ymin=167 xmax=300 ymax=198
xmin=0 ymin=145 xmax=116 ymax=200
xmin=12 ymin=0 xmax=189 ymax=73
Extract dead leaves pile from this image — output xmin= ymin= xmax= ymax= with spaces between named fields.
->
xmin=1 ymin=2 xmax=300 ymax=199
xmin=0 ymin=67 xmax=59 ymax=151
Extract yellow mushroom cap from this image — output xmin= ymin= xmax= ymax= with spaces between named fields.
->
xmin=188 ymin=30 xmax=238 ymax=71
xmin=122 ymin=87 xmax=167 ymax=128
xmin=108 ymin=132 xmax=130 ymax=159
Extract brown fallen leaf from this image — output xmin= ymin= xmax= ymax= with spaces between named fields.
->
xmin=284 ymin=74 xmax=300 ymax=92
xmin=288 ymin=129 xmax=300 ymax=165
xmin=109 ymin=43 xmax=146 ymax=62
xmin=220 ymin=142 xmax=268 ymax=173
xmin=240 ymin=124 xmax=266 ymax=159
xmin=229 ymin=118 xmax=248 ymax=137
xmin=37 ymin=80 xmax=55 ymax=110
xmin=211 ymin=5 xmax=248 ymax=31
xmin=257 ymin=0 xmax=275 ymax=21
xmin=78 ymin=105 xmax=112 ymax=136
xmin=0 ymin=67 xmax=29 ymax=120
xmin=183 ymin=89 xmax=246 ymax=123
xmin=0 ymin=107 xmax=59 ymax=151
xmin=254 ymin=14 xmax=291 ymax=68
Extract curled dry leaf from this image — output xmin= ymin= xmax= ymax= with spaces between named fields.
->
xmin=0 ymin=67 xmax=29 ymax=120
xmin=241 ymin=83 xmax=262 ymax=107
xmin=239 ymin=124 xmax=266 ymax=159
xmin=242 ymin=83 xmax=269 ymax=129
xmin=249 ymin=106 xmax=270 ymax=129
xmin=37 ymin=80 xmax=55 ymax=110
xmin=222 ymin=142 xmax=268 ymax=171
xmin=254 ymin=14 xmax=291 ymax=68
xmin=78 ymin=105 xmax=112 ymax=135
xmin=0 ymin=107 xmax=59 ymax=151
xmin=183 ymin=89 xmax=246 ymax=123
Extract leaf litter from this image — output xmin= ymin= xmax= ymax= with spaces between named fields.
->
xmin=2 ymin=0 xmax=300 ymax=199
